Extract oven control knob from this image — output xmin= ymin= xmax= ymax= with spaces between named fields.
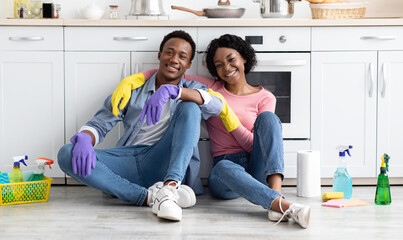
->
xmin=279 ymin=35 xmax=287 ymax=43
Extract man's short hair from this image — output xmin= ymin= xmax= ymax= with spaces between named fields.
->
xmin=159 ymin=30 xmax=196 ymax=61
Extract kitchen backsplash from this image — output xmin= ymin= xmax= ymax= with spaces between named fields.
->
xmin=1 ymin=0 xmax=402 ymax=19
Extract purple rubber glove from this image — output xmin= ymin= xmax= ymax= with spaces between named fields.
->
xmin=140 ymin=84 xmax=180 ymax=125
xmin=70 ymin=132 xmax=96 ymax=178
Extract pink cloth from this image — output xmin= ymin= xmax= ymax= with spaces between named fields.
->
xmin=183 ymin=74 xmax=276 ymax=157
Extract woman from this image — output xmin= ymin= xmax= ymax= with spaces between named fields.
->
xmin=111 ymin=34 xmax=311 ymax=228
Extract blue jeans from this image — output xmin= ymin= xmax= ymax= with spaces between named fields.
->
xmin=208 ymin=111 xmax=284 ymax=210
xmin=58 ymin=102 xmax=201 ymax=206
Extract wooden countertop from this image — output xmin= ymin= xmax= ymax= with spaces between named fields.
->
xmin=1 ymin=18 xmax=403 ymax=27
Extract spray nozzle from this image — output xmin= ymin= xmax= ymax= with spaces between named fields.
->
xmin=381 ymin=153 xmax=390 ymax=172
xmin=336 ymin=145 xmax=353 ymax=157
xmin=12 ymin=155 xmax=28 ymax=167
xmin=35 ymin=158 xmax=54 ymax=169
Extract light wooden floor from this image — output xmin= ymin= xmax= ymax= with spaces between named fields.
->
xmin=1 ymin=185 xmax=402 ymax=239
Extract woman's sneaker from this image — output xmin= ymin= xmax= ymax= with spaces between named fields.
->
xmin=148 ymin=182 xmax=196 ymax=208
xmin=268 ymin=210 xmax=289 ymax=222
xmin=284 ymin=203 xmax=311 ymax=228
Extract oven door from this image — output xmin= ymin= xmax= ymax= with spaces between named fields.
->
xmin=197 ymin=52 xmax=310 ymax=140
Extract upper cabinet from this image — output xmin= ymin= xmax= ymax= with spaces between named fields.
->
xmin=0 ymin=27 xmax=64 ymax=177
xmin=311 ymin=27 xmax=403 ymax=178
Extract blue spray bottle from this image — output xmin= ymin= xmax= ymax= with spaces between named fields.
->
xmin=333 ymin=145 xmax=353 ymax=199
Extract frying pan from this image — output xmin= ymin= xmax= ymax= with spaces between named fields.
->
xmin=171 ymin=0 xmax=245 ymax=18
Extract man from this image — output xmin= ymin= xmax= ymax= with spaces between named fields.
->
xmin=58 ymin=30 xmax=222 ymax=221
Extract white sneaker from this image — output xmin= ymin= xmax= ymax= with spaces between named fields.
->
xmin=148 ymin=181 xmax=196 ymax=208
xmin=151 ymin=184 xmax=182 ymax=221
xmin=283 ymin=203 xmax=311 ymax=228
xmin=268 ymin=210 xmax=289 ymax=222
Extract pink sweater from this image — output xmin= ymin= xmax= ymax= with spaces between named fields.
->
xmin=184 ymin=74 xmax=276 ymax=157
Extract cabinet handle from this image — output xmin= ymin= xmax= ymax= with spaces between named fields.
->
xmin=9 ymin=36 xmax=45 ymax=41
xmin=360 ymin=36 xmax=396 ymax=41
xmin=113 ymin=37 xmax=148 ymax=41
xmin=123 ymin=63 xmax=127 ymax=79
xmin=368 ymin=63 xmax=374 ymax=98
xmin=135 ymin=63 xmax=139 ymax=73
xmin=257 ymin=60 xmax=307 ymax=67
xmin=381 ymin=63 xmax=387 ymax=98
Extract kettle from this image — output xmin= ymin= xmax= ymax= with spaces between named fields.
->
xmin=253 ymin=0 xmax=301 ymax=18
xmin=128 ymin=0 xmax=165 ymax=16
xmin=78 ymin=3 xmax=105 ymax=20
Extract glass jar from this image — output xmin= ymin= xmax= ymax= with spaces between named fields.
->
xmin=108 ymin=5 xmax=119 ymax=19
xmin=30 ymin=0 xmax=43 ymax=19
xmin=53 ymin=4 xmax=61 ymax=18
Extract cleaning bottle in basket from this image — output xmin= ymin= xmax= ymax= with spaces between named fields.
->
xmin=9 ymin=155 xmax=28 ymax=183
xmin=29 ymin=158 xmax=54 ymax=181
xmin=375 ymin=153 xmax=391 ymax=205
xmin=333 ymin=145 xmax=353 ymax=199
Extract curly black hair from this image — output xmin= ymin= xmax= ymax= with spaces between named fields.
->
xmin=159 ymin=30 xmax=196 ymax=61
xmin=205 ymin=34 xmax=257 ymax=80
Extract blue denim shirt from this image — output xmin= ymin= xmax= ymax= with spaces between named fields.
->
xmin=84 ymin=72 xmax=222 ymax=194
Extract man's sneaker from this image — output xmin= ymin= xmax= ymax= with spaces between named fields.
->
xmin=268 ymin=210 xmax=289 ymax=222
xmin=148 ymin=181 xmax=196 ymax=208
xmin=151 ymin=183 xmax=182 ymax=221
xmin=283 ymin=203 xmax=311 ymax=228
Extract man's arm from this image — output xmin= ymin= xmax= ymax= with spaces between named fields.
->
xmin=180 ymin=88 xmax=204 ymax=105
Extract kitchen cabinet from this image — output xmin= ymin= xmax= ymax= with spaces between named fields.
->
xmin=311 ymin=27 xmax=403 ymax=178
xmin=64 ymin=27 xmax=198 ymax=150
xmin=377 ymin=51 xmax=403 ymax=177
xmin=0 ymin=27 xmax=65 ymax=177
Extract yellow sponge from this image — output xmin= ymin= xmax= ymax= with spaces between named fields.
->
xmin=322 ymin=192 xmax=344 ymax=201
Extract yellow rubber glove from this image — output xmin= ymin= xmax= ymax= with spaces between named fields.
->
xmin=208 ymin=89 xmax=241 ymax=132
xmin=111 ymin=72 xmax=145 ymax=116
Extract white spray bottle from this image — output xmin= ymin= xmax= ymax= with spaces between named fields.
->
xmin=28 ymin=158 xmax=54 ymax=181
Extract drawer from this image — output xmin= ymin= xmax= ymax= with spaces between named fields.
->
xmin=197 ymin=27 xmax=311 ymax=52
xmin=65 ymin=27 xmax=197 ymax=51
xmin=312 ymin=27 xmax=403 ymax=51
xmin=0 ymin=27 xmax=63 ymax=51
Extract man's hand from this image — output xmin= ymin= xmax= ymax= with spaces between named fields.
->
xmin=70 ymin=132 xmax=96 ymax=178
xmin=208 ymin=89 xmax=241 ymax=132
xmin=140 ymin=85 xmax=180 ymax=125
xmin=111 ymin=72 xmax=146 ymax=117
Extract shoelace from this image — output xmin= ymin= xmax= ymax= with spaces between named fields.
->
xmin=273 ymin=198 xmax=292 ymax=225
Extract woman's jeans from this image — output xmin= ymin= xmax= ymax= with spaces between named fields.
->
xmin=208 ymin=111 xmax=284 ymax=210
xmin=58 ymin=102 xmax=201 ymax=206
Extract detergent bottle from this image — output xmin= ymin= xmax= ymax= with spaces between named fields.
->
xmin=9 ymin=155 xmax=28 ymax=183
xmin=375 ymin=153 xmax=391 ymax=205
xmin=333 ymin=145 xmax=353 ymax=199
xmin=28 ymin=158 xmax=54 ymax=181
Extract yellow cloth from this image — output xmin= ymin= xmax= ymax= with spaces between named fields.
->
xmin=111 ymin=73 xmax=145 ymax=116
xmin=208 ymin=89 xmax=241 ymax=132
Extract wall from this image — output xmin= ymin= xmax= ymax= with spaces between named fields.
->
xmin=1 ymin=0 xmax=403 ymax=19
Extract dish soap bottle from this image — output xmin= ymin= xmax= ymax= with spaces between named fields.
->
xmin=333 ymin=145 xmax=353 ymax=199
xmin=29 ymin=158 xmax=54 ymax=181
xmin=9 ymin=155 xmax=28 ymax=183
xmin=375 ymin=153 xmax=391 ymax=205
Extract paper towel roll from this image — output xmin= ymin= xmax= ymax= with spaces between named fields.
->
xmin=297 ymin=150 xmax=321 ymax=197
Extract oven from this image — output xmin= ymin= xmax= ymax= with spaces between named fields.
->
xmin=196 ymin=28 xmax=311 ymax=179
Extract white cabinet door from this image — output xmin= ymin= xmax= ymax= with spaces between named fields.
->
xmin=311 ymin=52 xmax=377 ymax=177
xmin=0 ymin=51 xmax=65 ymax=177
xmin=65 ymin=52 xmax=130 ymax=149
xmin=377 ymin=51 xmax=403 ymax=177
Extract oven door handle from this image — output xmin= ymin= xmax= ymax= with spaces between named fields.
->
xmin=256 ymin=60 xmax=307 ymax=67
